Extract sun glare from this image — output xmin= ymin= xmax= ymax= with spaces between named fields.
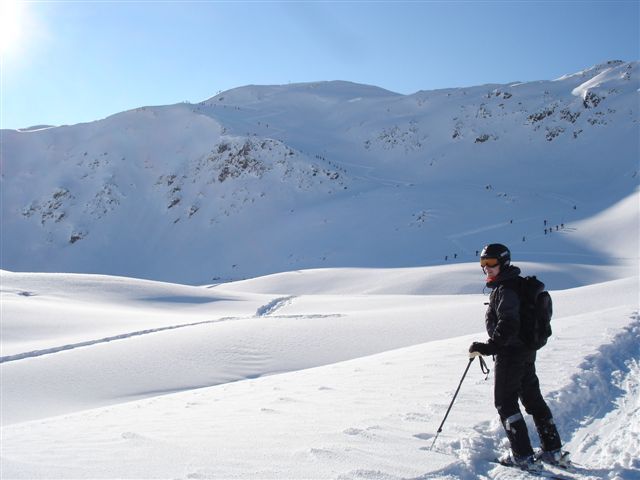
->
xmin=0 ymin=0 xmax=25 ymax=57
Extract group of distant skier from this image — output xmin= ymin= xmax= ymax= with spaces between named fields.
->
xmin=443 ymin=216 xmax=574 ymax=262
xmin=544 ymin=219 xmax=566 ymax=235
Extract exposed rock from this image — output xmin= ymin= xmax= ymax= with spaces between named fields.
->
xmin=583 ymin=91 xmax=602 ymax=109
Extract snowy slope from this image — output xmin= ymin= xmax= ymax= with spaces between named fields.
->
xmin=1 ymin=184 xmax=639 ymax=479
xmin=0 ymin=274 xmax=637 ymax=479
xmin=1 ymin=61 xmax=638 ymax=284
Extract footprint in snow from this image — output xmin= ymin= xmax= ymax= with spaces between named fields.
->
xmin=186 ymin=473 xmax=208 ymax=479
xmin=343 ymin=427 xmax=380 ymax=440
xmin=337 ymin=469 xmax=401 ymax=480
xmin=278 ymin=396 xmax=298 ymax=403
xmin=309 ymin=447 xmax=340 ymax=460
xmin=404 ymin=412 xmax=430 ymax=422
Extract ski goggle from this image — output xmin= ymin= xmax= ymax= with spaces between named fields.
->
xmin=480 ymin=257 xmax=500 ymax=267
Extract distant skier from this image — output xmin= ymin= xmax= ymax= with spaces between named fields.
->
xmin=469 ymin=244 xmax=569 ymax=471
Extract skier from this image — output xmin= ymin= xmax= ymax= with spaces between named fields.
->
xmin=469 ymin=244 xmax=569 ymax=471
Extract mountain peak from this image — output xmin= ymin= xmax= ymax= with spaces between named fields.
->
xmin=555 ymin=59 xmax=631 ymax=82
xmin=203 ymin=80 xmax=401 ymax=106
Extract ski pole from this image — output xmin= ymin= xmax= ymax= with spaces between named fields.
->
xmin=429 ymin=354 xmax=487 ymax=450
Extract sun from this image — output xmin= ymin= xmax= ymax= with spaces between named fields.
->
xmin=0 ymin=0 xmax=25 ymax=57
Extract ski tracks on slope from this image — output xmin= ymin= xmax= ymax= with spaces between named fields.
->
xmin=255 ymin=295 xmax=343 ymax=320
xmin=255 ymin=296 xmax=295 ymax=316
xmin=0 ymin=316 xmax=243 ymax=364
xmin=1 ymin=294 xmax=342 ymax=364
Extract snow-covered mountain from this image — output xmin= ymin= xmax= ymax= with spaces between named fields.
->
xmin=2 ymin=60 xmax=639 ymax=480
xmin=1 ymin=60 xmax=638 ymax=284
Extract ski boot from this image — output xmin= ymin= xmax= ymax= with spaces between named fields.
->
xmin=535 ymin=448 xmax=572 ymax=469
xmin=497 ymin=450 xmax=543 ymax=472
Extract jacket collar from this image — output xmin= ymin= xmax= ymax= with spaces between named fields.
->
xmin=486 ymin=265 xmax=521 ymax=289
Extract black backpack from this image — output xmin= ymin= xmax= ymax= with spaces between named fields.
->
xmin=517 ymin=276 xmax=553 ymax=350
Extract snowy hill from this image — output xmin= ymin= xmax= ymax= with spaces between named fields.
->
xmin=1 ymin=265 xmax=638 ymax=477
xmin=1 ymin=60 xmax=638 ymax=284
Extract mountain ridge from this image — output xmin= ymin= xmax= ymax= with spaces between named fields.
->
xmin=1 ymin=60 xmax=638 ymax=284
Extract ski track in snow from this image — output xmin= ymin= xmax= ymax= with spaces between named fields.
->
xmin=1 ymin=295 xmax=337 ymax=364
xmin=0 ymin=316 xmax=243 ymax=364
xmin=255 ymin=295 xmax=295 ymax=316
xmin=0 ymin=296 xmax=344 ymax=364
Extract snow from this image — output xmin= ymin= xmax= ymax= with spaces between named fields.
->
xmin=1 ymin=61 xmax=639 ymax=479
xmin=1 ymin=194 xmax=638 ymax=478
xmin=1 ymin=61 xmax=638 ymax=284
xmin=0 ymin=270 xmax=638 ymax=479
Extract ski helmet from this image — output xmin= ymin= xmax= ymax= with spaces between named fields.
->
xmin=480 ymin=243 xmax=511 ymax=267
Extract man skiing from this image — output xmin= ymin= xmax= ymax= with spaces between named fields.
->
xmin=469 ymin=243 xmax=569 ymax=471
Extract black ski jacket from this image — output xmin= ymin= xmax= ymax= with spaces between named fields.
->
xmin=485 ymin=265 xmax=528 ymax=352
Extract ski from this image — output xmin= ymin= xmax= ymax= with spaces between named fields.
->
xmin=541 ymin=461 xmax=590 ymax=478
xmin=491 ymin=458 xmax=573 ymax=480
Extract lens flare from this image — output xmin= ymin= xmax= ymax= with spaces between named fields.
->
xmin=0 ymin=0 xmax=25 ymax=56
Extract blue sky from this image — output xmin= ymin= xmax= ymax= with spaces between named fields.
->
xmin=1 ymin=1 xmax=638 ymax=129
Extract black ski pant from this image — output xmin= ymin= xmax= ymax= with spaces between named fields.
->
xmin=494 ymin=350 xmax=561 ymax=457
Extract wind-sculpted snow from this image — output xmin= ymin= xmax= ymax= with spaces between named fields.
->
xmin=1 ymin=266 xmax=638 ymax=478
xmin=547 ymin=313 xmax=640 ymax=475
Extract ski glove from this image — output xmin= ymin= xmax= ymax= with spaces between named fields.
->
xmin=468 ymin=341 xmax=497 ymax=356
